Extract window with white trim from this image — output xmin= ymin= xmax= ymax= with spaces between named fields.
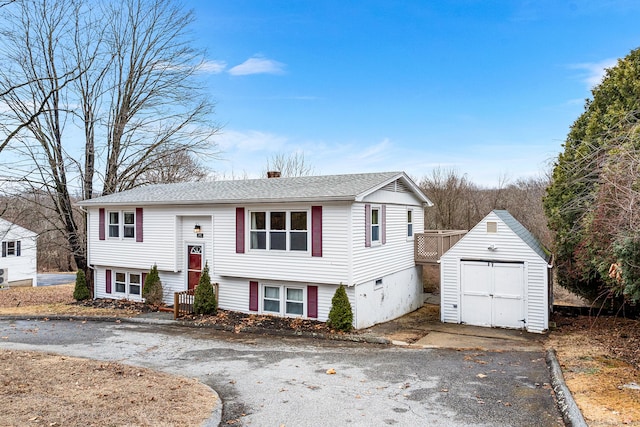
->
xmin=108 ymin=211 xmax=135 ymax=239
xmin=407 ymin=209 xmax=414 ymax=238
xmin=1 ymin=240 xmax=20 ymax=257
xmin=114 ymin=271 xmax=142 ymax=296
xmin=250 ymin=210 xmax=308 ymax=252
xmin=262 ymin=284 xmax=305 ymax=316
xmin=108 ymin=212 xmax=119 ymax=237
xmin=371 ymin=207 xmax=380 ymax=243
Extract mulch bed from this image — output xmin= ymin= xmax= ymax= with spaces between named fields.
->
xmin=182 ymin=310 xmax=336 ymax=335
xmin=73 ymin=298 xmax=157 ymax=313
xmin=75 ymin=298 xmax=337 ymax=335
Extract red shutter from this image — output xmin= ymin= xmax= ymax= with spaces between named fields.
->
xmin=236 ymin=208 xmax=245 ymax=253
xmin=136 ymin=208 xmax=143 ymax=242
xmin=249 ymin=281 xmax=258 ymax=311
xmin=381 ymin=204 xmax=387 ymax=245
xmin=105 ymin=269 xmax=112 ymax=294
xmin=311 ymin=206 xmax=322 ymax=257
xmin=307 ymin=285 xmax=318 ymax=318
xmin=364 ymin=204 xmax=371 ymax=247
xmin=99 ymin=208 xmax=105 ymax=240
xmin=142 ymin=272 xmax=147 ymax=292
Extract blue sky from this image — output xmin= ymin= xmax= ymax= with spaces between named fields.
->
xmin=190 ymin=1 xmax=640 ymax=186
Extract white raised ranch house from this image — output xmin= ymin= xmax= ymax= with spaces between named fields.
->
xmin=440 ymin=210 xmax=552 ymax=334
xmin=79 ymin=172 xmax=433 ymax=329
xmin=0 ymin=218 xmax=38 ymax=287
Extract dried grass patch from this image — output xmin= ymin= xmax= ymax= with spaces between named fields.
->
xmin=0 ymin=350 xmax=216 ymax=426
xmin=548 ymin=314 xmax=640 ymax=426
xmin=0 ymin=285 xmax=141 ymax=317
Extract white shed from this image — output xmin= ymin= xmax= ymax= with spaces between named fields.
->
xmin=440 ymin=210 xmax=551 ymax=333
xmin=0 ymin=218 xmax=38 ymax=287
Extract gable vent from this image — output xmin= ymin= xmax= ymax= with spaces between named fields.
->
xmin=382 ymin=179 xmax=411 ymax=193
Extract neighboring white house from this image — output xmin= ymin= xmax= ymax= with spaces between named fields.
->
xmin=0 ymin=218 xmax=38 ymax=287
xmin=440 ymin=210 xmax=552 ymax=334
xmin=79 ymin=172 xmax=433 ymax=329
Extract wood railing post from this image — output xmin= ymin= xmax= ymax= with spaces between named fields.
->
xmin=174 ymin=292 xmax=179 ymax=320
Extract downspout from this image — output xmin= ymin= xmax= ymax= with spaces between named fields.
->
xmin=348 ymin=202 xmax=356 ymax=327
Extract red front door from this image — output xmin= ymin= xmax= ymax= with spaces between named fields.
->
xmin=187 ymin=245 xmax=203 ymax=290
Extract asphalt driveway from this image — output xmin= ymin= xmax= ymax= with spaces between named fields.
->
xmin=0 ymin=319 xmax=562 ymax=426
xmin=36 ymin=273 xmax=76 ymax=286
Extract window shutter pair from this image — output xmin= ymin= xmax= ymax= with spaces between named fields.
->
xmin=99 ymin=208 xmax=143 ymax=242
xmin=236 ymin=207 xmax=323 ymax=256
xmin=249 ymin=281 xmax=318 ymax=319
xmin=105 ymin=269 xmax=146 ymax=295
xmin=364 ymin=204 xmax=386 ymax=247
xmin=1 ymin=241 xmax=20 ymax=257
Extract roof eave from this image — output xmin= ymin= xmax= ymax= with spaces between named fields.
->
xmin=78 ymin=195 xmax=357 ymax=207
xmin=354 ymin=172 xmax=434 ymax=205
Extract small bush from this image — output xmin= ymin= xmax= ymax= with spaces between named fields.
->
xmin=194 ymin=262 xmax=217 ymax=315
xmin=142 ymin=264 xmax=164 ymax=306
xmin=73 ymin=269 xmax=90 ymax=301
xmin=327 ymin=284 xmax=353 ymax=332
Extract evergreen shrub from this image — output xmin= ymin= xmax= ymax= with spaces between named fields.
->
xmin=193 ymin=262 xmax=217 ymax=315
xmin=327 ymin=284 xmax=353 ymax=332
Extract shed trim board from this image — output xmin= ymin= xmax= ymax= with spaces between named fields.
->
xmin=440 ymin=210 xmax=550 ymax=334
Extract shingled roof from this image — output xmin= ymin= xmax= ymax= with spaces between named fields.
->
xmin=493 ymin=210 xmax=550 ymax=263
xmin=79 ymin=171 xmax=432 ymax=206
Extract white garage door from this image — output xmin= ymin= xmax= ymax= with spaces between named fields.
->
xmin=460 ymin=261 xmax=525 ymax=329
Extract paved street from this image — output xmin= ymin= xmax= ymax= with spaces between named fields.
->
xmin=36 ymin=273 xmax=76 ymax=286
xmin=0 ymin=319 xmax=562 ymax=426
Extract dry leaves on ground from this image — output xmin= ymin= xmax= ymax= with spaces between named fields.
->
xmin=0 ymin=285 xmax=142 ymax=317
xmin=0 ymin=350 xmax=216 ymax=426
xmin=547 ymin=313 xmax=640 ymax=426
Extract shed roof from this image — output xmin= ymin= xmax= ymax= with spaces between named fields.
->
xmin=78 ymin=171 xmax=433 ymax=206
xmin=493 ymin=210 xmax=550 ymax=263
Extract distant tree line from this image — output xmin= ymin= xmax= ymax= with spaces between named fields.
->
xmin=420 ymin=167 xmax=551 ymax=248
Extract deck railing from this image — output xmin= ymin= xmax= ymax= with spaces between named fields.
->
xmin=173 ymin=283 xmax=219 ymax=319
xmin=414 ymin=230 xmax=467 ymax=264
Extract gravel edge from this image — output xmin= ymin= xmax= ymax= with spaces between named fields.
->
xmin=546 ymin=348 xmax=588 ymax=427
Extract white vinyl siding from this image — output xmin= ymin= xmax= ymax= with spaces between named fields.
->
xmin=215 ymin=203 xmax=350 ymax=285
xmin=351 ymin=202 xmax=424 ymax=285
xmin=0 ymin=219 xmax=37 ymax=286
xmin=88 ymin=206 xmax=213 ymax=272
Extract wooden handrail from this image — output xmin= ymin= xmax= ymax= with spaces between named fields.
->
xmin=173 ymin=283 xmax=219 ymax=319
xmin=414 ymin=230 xmax=467 ymax=264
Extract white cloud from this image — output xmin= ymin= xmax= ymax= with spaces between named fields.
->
xmin=216 ymin=129 xmax=288 ymax=152
xmin=228 ymin=55 xmax=286 ymax=76
xmin=197 ymin=60 xmax=227 ymax=74
xmin=569 ymin=58 xmax=618 ymax=89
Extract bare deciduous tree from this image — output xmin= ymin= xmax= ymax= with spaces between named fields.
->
xmin=0 ymin=0 xmax=219 ymax=287
xmin=265 ymin=152 xmax=314 ymax=177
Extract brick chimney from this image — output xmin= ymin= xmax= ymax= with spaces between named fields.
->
xmin=267 ymin=171 xmax=281 ymax=178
